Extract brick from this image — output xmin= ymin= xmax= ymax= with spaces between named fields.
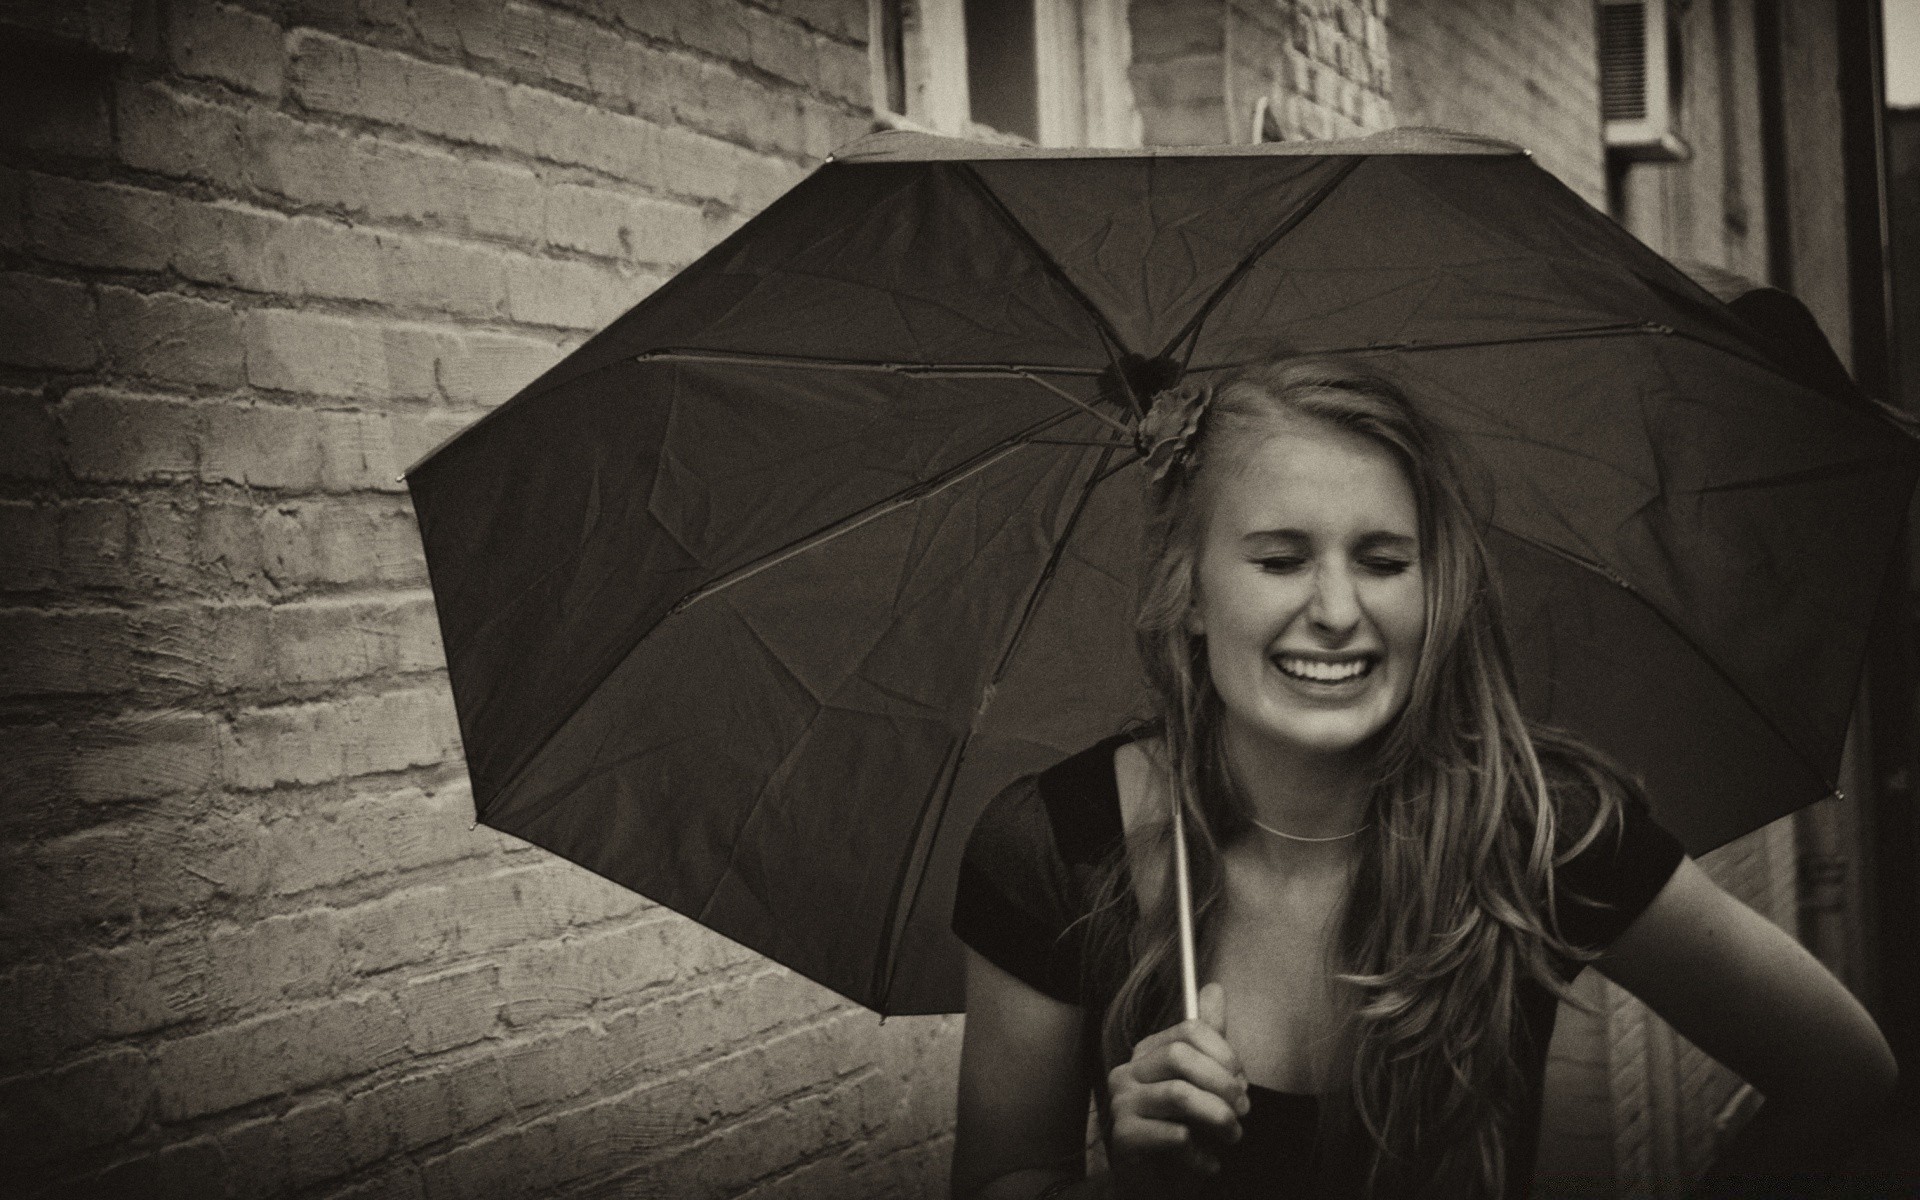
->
xmin=121 ymin=500 xmax=203 ymax=595
xmin=543 ymin=184 xmax=709 ymax=265
xmin=83 ymin=1136 xmax=226 ymax=1200
xmin=255 ymin=498 xmax=428 ymax=590
xmin=1 ymin=804 xmax=265 ymax=939
xmin=55 ymin=497 xmax=131 ymax=591
xmin=768 ymin=0 xmax=870 ymax=44
xmin=442 ymin=1047 xmax=515 ymax=1130
xmin=244 ymin=308 xmax=554 ymax=404
xmin=289 ymin=29 xmax=804 ymax=212
xmin=195 ymin=403 xmax=329 ymax=490
xmin=0 ymin=0 xmax=135 ymax=56
xmin=451 ymin=857 xmax=649 ymax=957
xmin=333 ymin=1163 xmax=429 ymax=1200
xmin=151 ymin=991 xmax=408 ymax=1121
xmin=168 ymin=199 xmax=508 ymax=317
xmin=219 ymin=1113 xmax=291 ymax=1198
xmin=0 ymin=1045 xmax=149 ymax=1166
xmin=267 ymin=592 xmax=442 ymax=685
xmin=55 ymin=935 xmax=213 ymax=1046
xmin=25 ymin=173 xmax=179 ymax=272
xmin=0 ymin=501 xmax=58 ymax=591
xmin=505 ymin=254 xmax=652 ymax=330
xmin=292 ymin=30 xmax=516 ymax=147
xmin=431 ymin=329 xmax=562 ymax=407
xmin=349 ymin=1074 xmax=449 ymax=1161
xmin=390 ymin=409 xmax=479 ymax=478
xmin=116 ymin=74 xmax=249 ymax=188
xmin=0 ymin=941 xmax=200 ymax=1066
xmin=59 ymin=387 xmax=200 ymax=483
xmin=0 ymin=388 xmax=57 ymax=479
xmin=69 ymin=708 xmax=222 ymax=803
xmin=169 ymin=0 xmax=287 ymax=97
xmin=260 ymin=116 xmax=533 ymax=244
xmin=339 ymin=882 xmax=458 ymax=976
xmin=0 ymin=606 xmax=137 ymax=696
xmin=497 ymin=915 xmax=751 ymax=1028
xmin=622 ymin=968 xmax=844 ymax=1077
xmin=260 ymin=781 xmax=479 ymax=896
xmin=282 ymin=1092 xmax=395 ymax=1190
xmin=99 ymin=286 xmax=246 ymax=387
xmin=495 ymin=0 xmax=595 ymax=91
xmin=0 ymin=272 xmax=97 ymax=370
xmin=419 ymin=1122 xmax=536 ymax=1200
xmin=196 ymin=401 xmax=409 ymax=493
xmin=221 ymin=687 xmax=461 ymax=790
xmin=403 ymin=962 xmax=500 ymax=1054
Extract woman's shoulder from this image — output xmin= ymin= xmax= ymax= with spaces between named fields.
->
xmin=1531 ymin=728 xmax=1687 ymax=952
xmin=972 ymin=732 xmax=1133 ymax=869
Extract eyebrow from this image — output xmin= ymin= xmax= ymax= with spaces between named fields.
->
xmin=1239 ymin=529 xmax=1417 ymax=549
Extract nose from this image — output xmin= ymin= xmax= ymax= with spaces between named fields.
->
xmin=1307 ymin=562 xmax=1362 ymax=637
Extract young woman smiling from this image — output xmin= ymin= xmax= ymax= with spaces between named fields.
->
xmin=948 ymin=358 xmax=1896 ymax=1198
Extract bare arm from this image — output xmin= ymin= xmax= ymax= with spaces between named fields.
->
xmin=952 ymin=948 xmax=1099 ymax=1200
xmin=1594 ymin=856 xmax=1897 ymax=1194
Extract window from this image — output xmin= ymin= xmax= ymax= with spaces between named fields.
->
xmin=870 ymin=0 xmax=1140 ymax=147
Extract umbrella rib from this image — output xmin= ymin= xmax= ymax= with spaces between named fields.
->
xmin=668 ymin=408 xmax=1088 ymax=619
xmin=874 ymin=437 xmax=1126 ymax=1008
xmin=631 ymin=348 xmax=1107 ymax=377
xmin=1157 ymin=156 xmax=1365 ymax=370
xmin=953 ymin=163 xmax=1136 ymax=400
xmin=1188 ymin=320 xmax=1668 ymax=365
xmin=1490 ymin=525 xmax=1841 ymax=793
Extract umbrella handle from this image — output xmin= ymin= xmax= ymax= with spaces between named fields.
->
xmin=1170 ymin=791 xmax=1200 ymax=1022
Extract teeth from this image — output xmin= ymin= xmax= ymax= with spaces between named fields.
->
xmin=1275 ymin=656 xmax=1370 ymax=682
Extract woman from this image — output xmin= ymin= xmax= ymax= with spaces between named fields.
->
xmin=949 ymin=358 xmax=1896 ymax=1198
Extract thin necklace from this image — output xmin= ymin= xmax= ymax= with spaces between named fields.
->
xmin=1247 ymin=814 xmax=1369 ymax=843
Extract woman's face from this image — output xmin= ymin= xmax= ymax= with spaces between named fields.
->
xmin=1190 ymin=410 xmax=1426 ymax=762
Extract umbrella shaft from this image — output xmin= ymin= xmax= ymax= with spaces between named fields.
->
xmin=1171 ymin=795 xmax=1200 ymax=1022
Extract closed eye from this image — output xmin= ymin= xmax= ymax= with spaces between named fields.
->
xmin=1253 ymin=556 xmax=1307 ymax=573
xmin=1360 ymin=557 xmax=1414 ymax=575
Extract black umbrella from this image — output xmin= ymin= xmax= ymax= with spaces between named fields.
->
xmin=406 ymin=128 xmax=1919 ymax=1015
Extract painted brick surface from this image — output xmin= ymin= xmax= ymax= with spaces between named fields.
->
xmin=0 ymin=2 xmax=967 ymax=1196
xmin=1387 ymin=0 xmax=1607 ymax=207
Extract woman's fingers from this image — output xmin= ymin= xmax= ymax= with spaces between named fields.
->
xmin=1109 ymin=1115 xmax=1223 ymax=1180
xmin=1130 ymin=1017 xmax=1245 ymax=1082
xmin=1108 ymin=984 xmax=1250 ymax=1184
xmin=1129 ymin=1040 xmax=1250 ymax=1114
xmin=1129 ymin=1079 xmax=1244 ymax=1141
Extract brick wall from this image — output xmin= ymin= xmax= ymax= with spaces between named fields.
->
xmin=0 ymin=2 xmax=964 ymax=1196
xmin=1387 ymin=0 xmax=1606 ymax=209
xmin=1127 ymin=0 xmax=1388 ymax=145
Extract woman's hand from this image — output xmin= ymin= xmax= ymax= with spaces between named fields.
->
xmin=1108 ymin=982 xmax=1252 ymax=1195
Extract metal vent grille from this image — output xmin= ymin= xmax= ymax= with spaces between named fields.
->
xmin=1600 ymin=2 xmax=1648 ymax=122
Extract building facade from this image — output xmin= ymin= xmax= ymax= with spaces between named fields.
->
xmin=0 ymin=1 xmax=1894 ymax=1196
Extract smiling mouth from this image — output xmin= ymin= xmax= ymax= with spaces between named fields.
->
xmin=1272 ymin=654 xmax=1375 ymax=683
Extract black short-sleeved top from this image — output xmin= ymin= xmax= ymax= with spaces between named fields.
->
xmin=952 ymin=732 xmax=1685 ymax=1199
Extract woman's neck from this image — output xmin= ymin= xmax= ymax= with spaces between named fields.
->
xmin=1220 ymin=718 xmax=1373 ymax=855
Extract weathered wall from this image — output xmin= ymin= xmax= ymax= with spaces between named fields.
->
xmin=1388 ymin=0 xmax=1605 ymax=209
xmin=0 ymin=2 xmax=963 ymax=1197
xmin=1127 ymin=0 xmax=1388 ymax=144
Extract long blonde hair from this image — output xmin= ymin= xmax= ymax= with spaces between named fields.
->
xmin=1090 ymin=357 xmax=1631 ymax=1196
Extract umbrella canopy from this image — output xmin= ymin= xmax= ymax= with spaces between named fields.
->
xmin=407 ymin=129 xmax=1919 ymax=1015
